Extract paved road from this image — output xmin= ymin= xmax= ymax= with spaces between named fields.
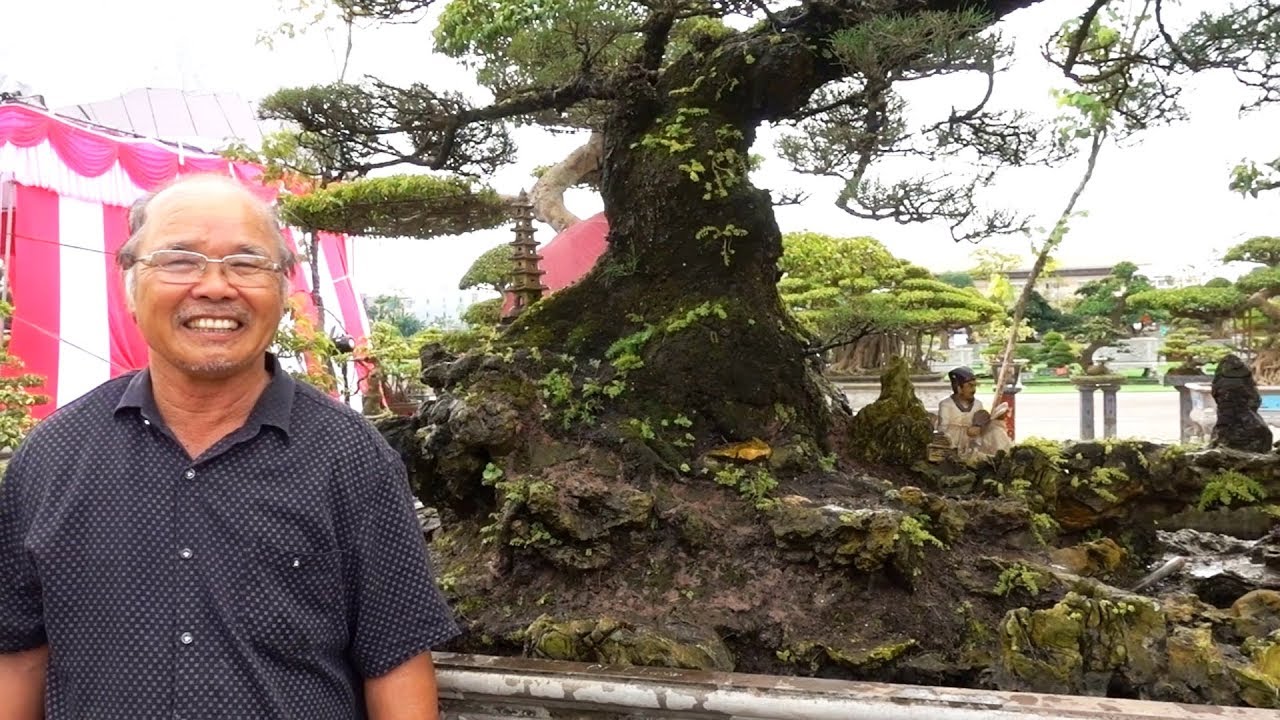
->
xmin=843 ymin=389 xmax=1199 ymax=443
xmin=1011 ymin=391 xmax=1184 ymax=443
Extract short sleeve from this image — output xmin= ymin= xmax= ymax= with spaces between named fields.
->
xmin=0 ymin=447 xmax=47 ymax=652
xmin=348 ymin=444 xmax=459 ymax=678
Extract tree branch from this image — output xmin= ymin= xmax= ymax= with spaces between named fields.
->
xmin=529 ymin=132 xmax=604 ymax=232
xmin=991 ymin=130 xmax=1106 ymax=405
xmin=639 ymin=9 xmax=677 ymax=72
xmin=1059 ymin=0 xmax=1112 ymax=75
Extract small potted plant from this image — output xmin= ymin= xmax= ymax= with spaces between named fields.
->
xmin=360 ymin=322 xmax=431 ymax=416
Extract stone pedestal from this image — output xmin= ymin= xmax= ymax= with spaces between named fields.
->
xmin=1162 ymin=373 xmax=1213 ymax=443
xmin=1072 ymin=376 xmax=1127 ymax=440
xmin=997 ymin=385 xmax=1022 ymax=442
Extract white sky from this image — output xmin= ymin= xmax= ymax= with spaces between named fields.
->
xmin=2 ymin=0 xmax=1277 ymax=316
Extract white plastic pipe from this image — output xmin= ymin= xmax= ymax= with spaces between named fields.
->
xmin=434 ymin=653 xmax=1276 ymax=720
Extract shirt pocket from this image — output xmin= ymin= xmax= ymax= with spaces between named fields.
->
xmin=242 ymin=547 xmax=348 ymax=658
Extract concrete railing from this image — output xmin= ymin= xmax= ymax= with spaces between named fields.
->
xmin=435 ymin=653 xmax=1274 ymax=719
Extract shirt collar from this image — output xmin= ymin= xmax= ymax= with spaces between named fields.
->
xmin=115 ymin=353 xmax=295 ymax=436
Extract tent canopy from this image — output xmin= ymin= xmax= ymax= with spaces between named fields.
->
xmin=0 ymin=101 xmax=368 ymax=418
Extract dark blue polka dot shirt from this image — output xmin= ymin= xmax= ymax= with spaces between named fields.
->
xmin=0 ymin=355 xmax=459 ymax=718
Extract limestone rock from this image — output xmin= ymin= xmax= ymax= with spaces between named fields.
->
xmin=847 ymin=357 xmax=932 ymax=466
xmin=1211 ymin=354 xmax=1273 ymax=454
xmin=995 ymin=583 xmax=1280 ymax=708
xmin=1234 ymin=590 xmax=1280 ymax=640
xmin=525 ymin=615 xmax=734 ymax=671
xmin=448 ymin=393 xmax=523 ymax=453
xmin=1049 ymin=538 xmax=1128 ymax=578
xmin=765 ymin=498 xmax=930 ymax=583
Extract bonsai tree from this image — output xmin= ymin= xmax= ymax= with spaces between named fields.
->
xmin=1161 ymin=323 xmax=1230 ymax=376
xmin=1065 ymin=261 xmax=1155 ymax=371
xmin=459 ymin=242 xmax=515 ymax=295
xmin=778 ymin=232 xmax=1002 ymax=373
xmin=1038 ymin=331 xmax=1077 ymax=372
xmin=1130 ymin=237 xmax=1280 ymax=382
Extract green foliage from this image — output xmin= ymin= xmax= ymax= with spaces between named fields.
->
xmin=1198 ymin=471 xmax=1267 ymax=511
xmin=1071 ymin=466 xmax=1127 ymax=504
xmin=713 ymin=466 xmax=777 ymax=510
xmin=898 ymin=515 xmax=944 ymax=549
xmin=936 ymin=271 xmax=974 ymax=288
xmin=459 ymin=243 xmax=513 ymax=292
xmin=1161 ymin=325 xmax=1230 ymax=373
xmin=831 ymin=9 xmax=993 ymax=77
xmin=435 ymin=0 xmax=639 ymax=126
xmin=1064 ymin=261 xmax=1156 ymax=363
xmin=994 ymin=563 xmax=1043 ymax=598
xmin=778 ymin=232 xmax=1002 ymax=343
xmin=1024 ymin=290 xmax=1072 ymax=335
xmin=462 ymin=298 xmax=503 ymax=327
xmin=1225 ymin=236 xmax=1280 ymax=267
xmin=279 ymin=174 xmax=508 ymax=239
xmin=273 ymin=297 xmax=349 ymax=393
xmin=1030 ymin=512 xmax=1060 ymax=546
xmin=1231 ymin=157 xmax=1280 ymax=198
xmin=1038 ymin=331 xmax=1076 ymax=369
xmin=363 ymin=321 xmax=429 ymax=397
xmin=1129 ymin=285 xmax=1245 ymax=322
xmin=221 ymin=129 xmax=333 ymax=182
xmin=364 ymin=294 xmax=426 ymax=337
xmin=0 ymin=301 xmax=46 ymax=450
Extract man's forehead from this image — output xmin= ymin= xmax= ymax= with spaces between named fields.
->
xmin=148 ymin=182 xmax=262 ymax=221
xmin=141 ymin=187 xmax=271 ymax=245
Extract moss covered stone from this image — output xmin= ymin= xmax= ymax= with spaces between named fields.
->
xmin=847 ymin=357 xmax=932 ymax=466
xmin=996 ymin=588 xmax=1166 ymax=696
xmin=766 ymin=497 xmax=930 ymax=580
xmin=525 ymin=615 xmax=734 ymax=671
xmin=996 ymin=583 xmax=1280 ymax=707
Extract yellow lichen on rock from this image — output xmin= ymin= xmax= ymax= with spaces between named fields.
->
xmin=524 ymin=615 xmax=735 ymax=671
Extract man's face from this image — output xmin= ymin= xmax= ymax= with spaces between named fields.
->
xmin=958 ymin=379 xmax=977 ymax=401
xmin=131 ymin=186 xmax=285 ymax=383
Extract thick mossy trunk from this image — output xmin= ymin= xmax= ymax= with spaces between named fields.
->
xmin=505 ymin=96 xmax=836 ymax=445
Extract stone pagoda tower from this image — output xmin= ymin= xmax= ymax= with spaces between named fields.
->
xmin=504 ymin=190 xmax=546 ymax=321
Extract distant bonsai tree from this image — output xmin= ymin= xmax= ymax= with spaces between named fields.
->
xmin=1065 ymin=261 xmax=1156 ymax=370
xmin=1131 ymin=236 xmax=1280 ymax=382
xmin=1161 ymin=324 xmax=1230 ymax=376
xmin=778 ymin=232 xmax=1002 ymax=374
xmin=1038 ymin=331 xmax=1077 ymax=371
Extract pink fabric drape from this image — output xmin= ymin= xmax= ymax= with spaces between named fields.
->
xmin=0 ymin=104 xmax=236 ymax=189
xmin=102 ymin=203 xmax=148 ymax=374
xmin=7 ymin=186 xmax=62 ymax=418
xmin=318 ymin=232 xmax=370 ymax=384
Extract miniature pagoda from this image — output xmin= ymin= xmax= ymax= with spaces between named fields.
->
xmin=504 ymin=190 xmax=547 ymax=322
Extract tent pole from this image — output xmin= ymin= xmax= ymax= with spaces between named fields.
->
xmin=2 ymin=177 xmax=15 ymax=305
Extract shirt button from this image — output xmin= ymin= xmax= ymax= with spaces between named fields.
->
xmin=183 ymin=469 xmax=196 ymax=480
xmin=179 ymin=632 xmax=194 ymax=645
xmin=178 ymin=548 xmax=194 ymax=560
xmin=142 ymin=419 xmax=151 ymax=426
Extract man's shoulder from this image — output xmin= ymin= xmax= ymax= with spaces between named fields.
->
xmin=11 ymin=374 xmax=138 ymax=468
xmin=291 ymin=382 xmax=394 ymax=453
xmin=25 ymin=374 xmax=137 ymax=439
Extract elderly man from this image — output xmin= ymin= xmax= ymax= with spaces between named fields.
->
xmin=937 ymin=366 xmax=1012 ymax=460
xmin=0 ymin=174 xmax=457 ymax=719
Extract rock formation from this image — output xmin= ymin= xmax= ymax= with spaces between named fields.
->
xmin=1212 ymin=354 xmax=1273 ymax=453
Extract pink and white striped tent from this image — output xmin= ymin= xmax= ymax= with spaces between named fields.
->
xmin=0 ymin=102 xmax=369 ymax=418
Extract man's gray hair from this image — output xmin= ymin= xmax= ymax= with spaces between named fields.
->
xmin=117 ymin=174 xmax=297 ymax=303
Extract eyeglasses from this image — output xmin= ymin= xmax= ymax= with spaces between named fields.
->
xmin=132 ymin=249 xmax=283 ymax=288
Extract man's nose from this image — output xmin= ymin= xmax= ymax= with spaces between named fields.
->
xmin=189 ymin=262 xmax=238 ymax=299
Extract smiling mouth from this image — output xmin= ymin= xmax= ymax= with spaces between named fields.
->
xmin=184 ymin=317 xmax=243 ymax=332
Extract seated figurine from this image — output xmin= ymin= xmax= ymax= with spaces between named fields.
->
xmin=938 ymin=366 xmax=1013 ymax=460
